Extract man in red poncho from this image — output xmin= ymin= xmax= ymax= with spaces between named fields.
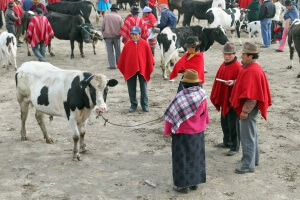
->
xmin=119 ymin=7 xmax=149 ymax=44
xmin=210 ymin=42 xmax=242 ymax=156
xmin=30 ymin=0 xmax=47 ymax=13
xmin=230 ymin=42 xmax=272 ymax=174
xmin=118 ymin=26 xmax=154 ymax=113
xmin=26 ymin=8 xmax=54 ymax=62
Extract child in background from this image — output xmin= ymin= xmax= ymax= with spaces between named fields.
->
xmin=273 ymin=21 xmax=283 ymax=44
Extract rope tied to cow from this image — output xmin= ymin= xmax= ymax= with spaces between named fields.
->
xmin=96 ymin=113 xmax=163 ymax=127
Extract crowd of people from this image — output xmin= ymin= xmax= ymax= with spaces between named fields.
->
xmin=3 ymin=0 xmax=298 ymax=195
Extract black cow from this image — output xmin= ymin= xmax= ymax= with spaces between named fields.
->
xmin=117 ymin=0 xmax=136 ymax=10
xmin=46 ymin=1 xmax=98 ymax=24
xmin=168 ymin=0 xmax=183 ymax=24
xmin=288 ymin=19 xmax=300 ymax=78
xmin=182 ymin=0 xmax=212 ymax=26
xmin=45 ymin=12 xmax=92 ymax=59
xmin=156 ymin=25 xmax=228 ymax=78
xmin=21 ymin=11 xmax=35 ymax=56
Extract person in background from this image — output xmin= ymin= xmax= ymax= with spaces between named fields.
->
xmin=101 ymin=4 xmax=123 ymax=69
xmin=1 ymin=0 xmax=12 ymax=29
xmin=117 ymin=26 xmax=154 ymax=113
xmin=47 ymin=0 xmax=61 ymax=4
xmin=14 ymin=0 xmax=24 ymax=45
xmin=230 ymin=42 xmax=272 ymax=174
xmin=148 ymin=0 xmax=157 ymax=18
xmin=275 ymin=0 xmax=299 ymax=52
xmin=271 ymin=0 xmax=284 ymax=44
xmin=30 ymin=0 xmax=47 ymax=13
xmin=210 ymin=42 xmax=242 ymax=156
xmin=156 ymin=4 xmax=176 ymax=31
xmin=259 ymin=0 xmax=276 ymax=48
xmin=169 ymin=36 xmax=205 ymax=92
xmin=26 ymin=8 xmax=54 ymax=62
xmin=96 ymin=0 xmax=110 ymax=18
xmin=163 ymin=69 xmax=209 ymax=194
xmin=273 ymin=21 xmax=283 ymax=43
xmin=5 ymin=1 xmax=21 ymax=47
xmin=247 ymin=0 xmax=261 ymax=22
xmin=23 ymin=0 xmax=33 ymax=11
xmin=120 ymin=7 xmax=149 ymax=44
xmin=142 ymin=6 xmax=157 ymax=56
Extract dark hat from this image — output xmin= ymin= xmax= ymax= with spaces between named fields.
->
xmin=222 ymin=42 xmax=236 ymax=53
xmin=35 ymin=8 xmax=44 ymax=15
xmin=184 ymin=36 xmax=200 ymax=48
xmin=277 ymin=21 xmax=283 ymax=26
xmin=131 ymin=7 xmax=140 ymax=13
xmin=110 ymin=4 xmax=119 ymax=10
xmin=181 ymin=69 xmax=201 ymax=83
xmin=285 ymin=0 xmax=292 ymax=6
xmin=130 ymin=26 xmax=141 ymax=34
xmin=8 ymin=1 xmax=15 ymax=7
xmin=243 ymin=42 xmax=259 ymax=54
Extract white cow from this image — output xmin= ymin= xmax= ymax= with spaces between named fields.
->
xmin=16 ymin=61 xmax=118 ymax=161
xmin=0 ymin=32 xmax=17 ymax=70
xmin=212 ymin=0 xmax=226 ymax=9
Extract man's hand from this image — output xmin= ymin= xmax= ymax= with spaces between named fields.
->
xmin=240 ymin=111 xmax=248 ymax=120
xmin=225 ymin=80 xmax=235 ymax=86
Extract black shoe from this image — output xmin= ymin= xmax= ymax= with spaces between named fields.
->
xmin=255 ymin=162 xmax=259 ymax=166
xmin=173 ymin=186 xmax=189 ymax=194
xmin=226 ymin=150 xmax=238 ymax=156
xmin=189 ymin=185 xmax=198 ymax=190
xmin=235 ymin=167 xmax=254 ymax=174
xmin=215 ymin=143 xmax=231 ymax=148
xmin=275 ymin=49 xmax=283 ymax=52
xmin=260 ymin=45 xmax=269 ymax=48
xmin=142 ymin=108 xmax=149 ymax=112
xmin=128 ymin=107 xmax=136 ymax=113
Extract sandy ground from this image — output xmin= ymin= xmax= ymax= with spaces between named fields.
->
xmin=0 ymin=1 xmax=299 ymax=199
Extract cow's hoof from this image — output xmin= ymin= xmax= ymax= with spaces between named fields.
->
xmin=27 ymin=52 xmax=31 ymax=56
xmin=287 ymin=65 xmax=292 ymax=69
xmin=21 ymin=136 xmax=27 ymax=141
xmin=50 ymin=53 xmax=55 ymax=57
xmin=297 ymin=74 xmax=300 ymax=78
xmin=81 ymin=149 xmax=90 ymax=154
xmin=46 ymin=138 xmax=53 ymax=144
xmin=73 ymin=155 xmax=81 ymax=161
xmin=81 ymin=54 xmax=85 ymax=58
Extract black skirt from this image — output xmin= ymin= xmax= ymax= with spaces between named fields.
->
xmin=171 ymin=132 xmax=206 ymax=187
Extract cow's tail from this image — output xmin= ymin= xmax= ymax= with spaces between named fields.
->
xmin=90 ymin=2 xmax=100 ymax=24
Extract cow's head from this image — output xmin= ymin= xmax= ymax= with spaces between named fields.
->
xmin=86 ymin=74 xmax=118 ymax=114
xmin=90 ymin=29 xmax=103 ymax=42
xmin=79 ymin=25 xmax=92 ymax=43
xmin=213 ymin=26 xmax=229 ymax=45
xmin=240 ymin=8 xmax=249 ymax=24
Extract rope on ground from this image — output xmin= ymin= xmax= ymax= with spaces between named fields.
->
xmin=96 ymin=113 xmax=163 ymax=127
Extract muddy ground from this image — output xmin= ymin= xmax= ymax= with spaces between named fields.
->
xmin=0 ymin=1 xmax=299 ymax=199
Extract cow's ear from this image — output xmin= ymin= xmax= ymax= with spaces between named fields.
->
xmin=107 ymin=79 xmax=118 ymax=87
xmin=80 ymin=75 xmax=94 ymax=87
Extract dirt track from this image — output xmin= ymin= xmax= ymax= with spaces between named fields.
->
xmin=0 ymin=1 xmax=299 ymax=199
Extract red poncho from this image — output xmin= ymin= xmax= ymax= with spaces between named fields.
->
xmin=210 ymin=59 xmax=242 ymax=116
xmin=0 ymin=0 xmax=12 ymax=11
xmin=14 ymin=5 xmax=24 ymax=27
xmin=169 ymin=52 xmax=205 ymax=84
xmin=26 ymin=15 xmax=54 ymax=48
xmin=238 ymin=0 xmax=253 ymax=8
xmin=118 ymin=39 xmax=155 ymax=82
xmin=229 ymin=62 xmax=272 ymax=120
xmin=48 ymin=0 xmax=61 ymax=3
xmin=119 ymin=15 xmax=149 ymax=43
xmin=143 ymin=13 xmax=157 ymax=29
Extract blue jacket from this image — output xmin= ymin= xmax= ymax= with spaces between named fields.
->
xmin=23 ymin=0 xmax=33 ymax=12
xmin=284 ymin=6 xmax=299 ymax=22
xmin=157 ymin=9 xmax=176 ymax=30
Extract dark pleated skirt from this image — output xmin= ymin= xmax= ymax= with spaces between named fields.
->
xmin=171 ymin=132 xmax=206 ymax=187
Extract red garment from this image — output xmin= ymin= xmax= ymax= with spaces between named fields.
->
xmin=149 ymin=0 xmax=156 ymax=8
xmin=0 ymin=0 xmax=12 ymax=11
xmin=143 ymin=13 xmax=156 ymax=29
xmin=26 ymin=15 xmax=54 ymax=47
xmin=14 ymin=4 xmax=24 ymax=26
xmin=210 ymin=59 xmax=242 ymax=116
xmin=238 ymin=0 xmax=253 ymax=8
xmin=48 ymin=0 xmax=61 ymax=3
xmin=118 ymin=39 xmax=154 ymax=82
xmin=229 ymin=62 xmax=272 ymax=120
xmin=169 ymin=52 xmax=205 ymax=84
xmin=29 ymin=3 xmax=48 ymax=13
xmin=119 ymin=15 xmax=149 ymax=43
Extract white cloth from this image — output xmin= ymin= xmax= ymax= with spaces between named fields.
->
xmin=272 ymin=1 xmax=284 ymax=21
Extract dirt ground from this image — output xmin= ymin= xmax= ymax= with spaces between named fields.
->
xmin=0 ymin=1 xmax=299 ymax=199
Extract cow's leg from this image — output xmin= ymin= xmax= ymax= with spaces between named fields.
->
xmin=19 ymin=100 xmax=29 ymax=141
xmin=79 ymin=41 xmax=85 ymax=58
xmin=68 ymin=117 xmax=81 ymax=161
xmin=236 ymin=22 xmax=242 ymax=45
xmin=70 ymin=40 xmax=75 ymax=59
xmin=93 ymin=42 xmax=96 ymax=55
xmin=78 ymin=121 xmax=89 ymax=154
xmin=288 ymin=46 xmax=294 ymax=69
xmin=35 ymin=110 xmax=53 ymax=144
xmin=48 ymin=41 xmax=55 ymax=57
xmin=160 ymin=56 xmax=167 ymax=79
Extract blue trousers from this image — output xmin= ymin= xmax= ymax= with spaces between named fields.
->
xmin=32 ymin=41 xmax=46 ymax=62
xmin=127 ymin=73 xmax=148 ymax=110
xmin=260 ymin=18 xmax=272 ymax=46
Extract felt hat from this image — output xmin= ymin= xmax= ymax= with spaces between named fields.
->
xmin=181 ymin=69 xmax=201 ymax=83
xmin=277 ymin=21 xmax=283 ymax=26
xmin=131 ymin=7 xmax=140 ymax=13
xmin=35 ymin=8 xmax=43 ymax=15
xmin=285 ymin=0 xmax=292 ymax=6
xmin=130 ymin=26 xmax=141 ymax=34
xmin=142 ymin=6 xmax=152 ymax=13
xmin=222 ymin=42 xmax=236 ymax=53
xmin=184 ymin=36 xmax=200 ymax=48
xmin=242 ymin=42 xmax=259 ymax=54
xmin=8 ymin=1 xmax=15 ymax=7
xmin=110 ymin=4 xmax=120 ymax=10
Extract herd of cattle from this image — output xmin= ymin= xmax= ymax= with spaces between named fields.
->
xmin=1 ymin=0 xmax=300 ymax=160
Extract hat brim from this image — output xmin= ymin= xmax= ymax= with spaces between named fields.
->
xmin=130 ymin=31 xmax=140 ymax=34
xmin=242 ymin=50 xmax=259 ymax=54
xmin=185 ymin=44 xmax=196 ymax=48
xmin=181 ymin=77 xmax=201 ymax=83
xmin=222 ymin=50 xmax=236 ymax=53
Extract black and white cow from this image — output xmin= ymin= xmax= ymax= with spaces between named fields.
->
xmin=244 ymin=20 xmax=263 ymax=45
xmin=182 ymin=0 xmax=213 ymax=26
xmin=206 ymin=7 xmax=247 ymax=45
xmin=15 ymin=61 xmax=118 ymax=160
xmin=157 ymin=25 xmax=228 ymax=79
xmin=0 ymin=32 xmax=17 ymax=70
xmin=288 ymin=19 xmax=300 ymax=78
